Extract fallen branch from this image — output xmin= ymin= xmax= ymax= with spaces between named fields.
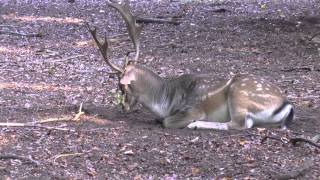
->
xmin=0 ymin=154 xmax=40 ymax=166
xmin=51 ymin=54 xmax=86 ymax=63
xmin=290 ymin=137 xmax=320 ymax=149
xmin=52 ymin=153 xmax=84 ymax=164
xmin=37 ymin=115 xmax=73 ymax=124
xmin=0 ymin=30 xmax=43 ymax=37
xmin=0 ymin=104 xmax=85 ymax=130
xmin=136 ymin=17 xmax=181 ymax=25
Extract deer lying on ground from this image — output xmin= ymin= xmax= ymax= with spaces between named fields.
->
xmin=87 ymin=2 xmax=294 ymax=130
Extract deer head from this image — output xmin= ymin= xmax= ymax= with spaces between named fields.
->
xmin=87 ymin=2 xmax=144 ymax=112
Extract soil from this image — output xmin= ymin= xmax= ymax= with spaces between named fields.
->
xmin=0 ymin=0 xmax=320 ymax=179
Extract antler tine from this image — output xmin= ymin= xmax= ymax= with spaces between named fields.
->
xmin=108 ymin=2 xmax=142 ymax=61
xmin=86 ymin=23 xmax=123 ymax=73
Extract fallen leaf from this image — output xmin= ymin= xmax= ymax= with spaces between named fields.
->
xmin=133 ymin=175 xmax=143 ymax=180
xmin=191 ymin=167 xmax=201 ymax=176
xmin=239 ymin=139 xmax=248 ymax=146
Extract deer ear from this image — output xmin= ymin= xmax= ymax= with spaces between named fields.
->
xmin=120 ymin=73 xmax=136 ymax=85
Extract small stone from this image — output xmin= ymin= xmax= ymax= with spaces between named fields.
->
xmin=24 ymin=102 xmax=32 ymax=109
xmin=190 ymin=137 xmax=199 ymax=143
xmin=124 ymin=150 xmax=134 ymax=155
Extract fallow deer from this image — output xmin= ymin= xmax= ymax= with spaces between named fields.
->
xmin=87 ymin=2 xmax=294 ymax=130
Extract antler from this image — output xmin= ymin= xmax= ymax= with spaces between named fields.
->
xmin=108 ymin=2 xmax=142 ymax=61
xmin=87 ymin=23 xmax=124 ymax=73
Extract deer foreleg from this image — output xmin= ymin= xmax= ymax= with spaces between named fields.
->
xmin=162 ymin=108 xmax=206 ymax=129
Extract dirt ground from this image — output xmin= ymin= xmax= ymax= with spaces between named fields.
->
xmin=0 ymin=0 xmax=320 ymax=179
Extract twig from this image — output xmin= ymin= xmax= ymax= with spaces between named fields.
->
xmin=35 ymin=49 xmax=59 ymax=57
xmin=311 ymin=134 xmax=320 ymax=142
xmin=290 ymin=137 xmax=320 ymax=149
xmin=281 ymin=66 xmax=314 ymax=72
xmin=72 ymin=102 xmax=85 ymax=121
xmin=52 ymin=153 xmax=84 ymax=164
xmin=108 ymin=33 xmax=128 ymax=39
xmin=50 ymin=54 xmax=86 ymax=63
xmin=136 ymin=17 xmax=181 ymax=25
xmin=0 ymin=155 xmax=40 ymax=166
xmin=0 ymin=122 xmax=28 ymax=127
xmin=204 ymin=8 xmax=231 ymax=13
xmin=0 ymin=103 xmax=84 ymax=130
xmin=0 ymin=30 xmax=43 ymax=37
xmin=0 ymin=25 xmax=18 ymax=28
xmin=309 ymin=32 xmax=320 ymax=41
xmin=261 ymin=135 xmax=287 ymax=144
xmin=0 ymin=123 xmax=75 ymax=132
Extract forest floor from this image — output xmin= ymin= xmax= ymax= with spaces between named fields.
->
xmin=0 ymin=0 xmax=320 ymax=179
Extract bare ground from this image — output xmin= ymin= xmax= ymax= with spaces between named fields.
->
xmin=0 ymin=0 xmax=320 ymax=179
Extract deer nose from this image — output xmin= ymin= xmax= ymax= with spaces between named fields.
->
xmin=122 ymin=103 xmax=131 ymax=112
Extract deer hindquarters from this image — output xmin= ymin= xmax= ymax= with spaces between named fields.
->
xmin=244 ymin=101 xmax=294 ymax=129
xmin=274 ymin=101 xmax=294 ymax=129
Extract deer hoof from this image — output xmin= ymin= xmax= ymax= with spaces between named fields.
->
xmin=187 ymin=122 xmax=199 ymax=130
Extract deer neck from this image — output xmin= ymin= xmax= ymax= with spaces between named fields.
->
xmin=133 ymin=67 xmax=187 ymax=118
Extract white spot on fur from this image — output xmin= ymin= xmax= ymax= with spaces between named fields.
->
xmin=241 ymin=83 xmax=246 ymax=86
xmin=240 ymin=91 xmax=249 ymax=96
xmin=257 ymin=84 xmax=262 ymax=88
xmin=254 ymin=81 xmax=258 ymax=84
xmin=256 ymin=94 xmax=272 ymax=98
xmin=149 ymin=102 xmax=169 ymax=118
xmin=256 ymin=88 xmax=263 ymax=91
xmin=265 ymin=88 xmax=269 ymax=91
